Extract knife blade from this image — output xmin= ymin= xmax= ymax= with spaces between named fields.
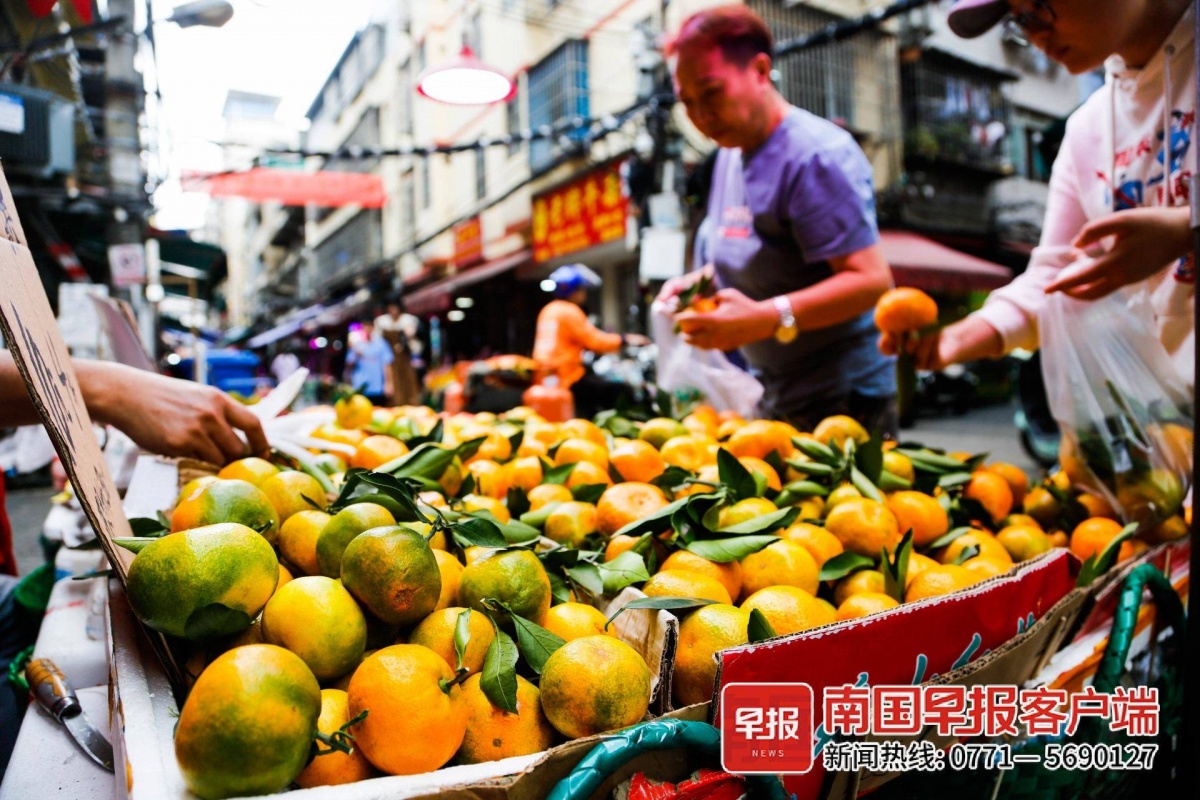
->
xmin=26 ymin=657 xmax=114 ymax=772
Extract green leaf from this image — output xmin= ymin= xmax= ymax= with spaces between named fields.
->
xmin=507 ymin=428 xmax=524 ymax=455
xmin=893 ymin=448 xmax=965 ymax=473
xmin=849 ymin=467 xmax=884 ymax=503
xmin=495 ymin=519 xmax=542 ymax=545
xmin=718 ymin=448 xmax=757 ymax=503
xmin=651 ymin=466 xmax=695 ymax=493
xmin=819 ymin=552 xmax=875 ymax=582
xmin=877 ymin=470 xmax=913 ymax=492
xmin=453 ymin=609 xmax=472 ymax=672
xmin=685 ymin=535 xmax=778 ymax=563
xmin=571 ymin=484 xmax=608 ymax=504
xmin=128 ymin=517 xmax=169 ymax=538
xmin=458 ymin=473 xmax=476 ymax=498
xmin=378 ymin=443 xmax=456 ymax=480
xmin=927 ymin=526 xmax=973 ymax=551
xmin=952 ymin=544 xmax=981 ymax=566
xmin=548 ymin=572 xmax=573 ymax=604
xmin=1077 ymin=523 xmax=1139 ymax=586
xmin=506 ymin=487 xmax=531 ymax=518
xmin=113 ymin=537 xmax=156 ymax=554
xmin=882 ymin=530 xmax=914 ymax=602
xmin=597 ymin=551 xmax=651 ymax=594
xmin=455 ymin=436 xmax=488 ymax=463
xmin=606 ymin=596 xmax=717 ymax=629
xmin=509 ymin=613 xmax=567 ymax=675
xmin=717 ymin=507 xmax=800 ymax=535
xmin=785 ymin=459 xmax=836 ymax=477
xmin=542 ymin=462 xmax=577 ymax=486
xmin=480 ymin=627 xmax=519 ymax=713
xmin=613 ymin=494 xmax=695 ymax=539
xmin=937 ymin=472 xmax=974 ymax=490
xmin=750 ymin=470 xmax=769 ymax=498
xmin=793 ymin=437 xmax=838 ymax=464
xmin=518 ymin=502 xmax=561 ymax=529
xmin=451 ymin=517 xmax=508 ymax=548
xmin=855 ymin=434 xmax=884 ymax=483
xmin=566 ymin=563 xmax=605 ymax=597
xmin=183 ymin=604 xmax=255 ymax=641
xmin=747 ymin=608 xmax=778 ymax=643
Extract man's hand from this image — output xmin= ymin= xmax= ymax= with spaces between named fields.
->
xmin=80 ymin=362 xmax=268 ymax=465
xmin=1044 ymin=207 xmax=1192 ymax=299
xmin=623 ymin=333 xmax=652 ymax=347
xmin=878 ymin=316 xmax=1004 ymax=371
xmin=655 ymin=264 xmax=714 ymax=308
xmin=674 ymin=288 xmax=778 ymax=351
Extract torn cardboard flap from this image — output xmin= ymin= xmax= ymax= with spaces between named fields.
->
xmin=0 ymin=168 xmax=134 ymax=577
xmin=604 ymin=587 xmax=679 ymax=715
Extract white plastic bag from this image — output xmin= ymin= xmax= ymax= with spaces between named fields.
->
xmin=1040 ymin=291 xmax=1193 ymax=526
xmin=650 ymin=299 xmax=764 ymax=419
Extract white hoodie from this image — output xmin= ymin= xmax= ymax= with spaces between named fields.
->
xmin=975 ymin=3 xmax=1196 ymax=391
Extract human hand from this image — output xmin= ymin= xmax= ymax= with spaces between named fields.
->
xmin=80 ymin=362 xmax=269 ymax=465
xmin=1044 ymin=207 xmax=1192 ymax=299
xmin=878 ymin=317 xmax=1003 ymax=371
xmin=673 ymin=288 xmax=777 ymax=351
xmin=655 ymin=264 xmax=714 ymax=308
xmin=623 ymin=333 xmax=652 ymax=347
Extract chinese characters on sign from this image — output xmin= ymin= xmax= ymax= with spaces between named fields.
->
xmin=453 ymin=217 xmax=484 ymax=268
xmin=532 ymin=160 xmax=628 ymax=262
xmin=720 ymin=682 xmax=1160 ymax=775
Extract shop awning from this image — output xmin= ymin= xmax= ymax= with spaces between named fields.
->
xmin=404 ymin=249 xmax=531 ymax=316
xmin=246 ymin=303 xmax=328 ymax=349
xmin=879 ymin=231 xmax=1012 ymax=293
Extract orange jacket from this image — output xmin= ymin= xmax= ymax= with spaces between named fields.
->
xmin=532 ymin=300 xmax=623 ymax=388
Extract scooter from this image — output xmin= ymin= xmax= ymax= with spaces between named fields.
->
xmin=1011 ymin=349 xmax=1061 ymax=468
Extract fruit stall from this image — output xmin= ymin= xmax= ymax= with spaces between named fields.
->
xmin=1 ymin=189 xmax=1191 ymax=800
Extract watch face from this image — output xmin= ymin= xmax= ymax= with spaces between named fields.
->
xmin=774 ymin=327 xmax=798 ymax=345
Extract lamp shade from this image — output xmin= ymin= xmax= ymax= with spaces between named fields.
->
xmin=416 ymin=45 xmax=516 ymax=106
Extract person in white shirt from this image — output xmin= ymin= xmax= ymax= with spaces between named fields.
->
xmin=883 ymin=0 xmax=1196 ymax=393
xmin=374 ymin=302 xmax=421 ymax=405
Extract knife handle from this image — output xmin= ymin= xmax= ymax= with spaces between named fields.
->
xmin=26 ymin=658 xmax=80 ymax=723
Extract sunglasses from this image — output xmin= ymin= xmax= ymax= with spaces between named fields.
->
xmin=1003 ymin=0 xmax=1057 ymax=41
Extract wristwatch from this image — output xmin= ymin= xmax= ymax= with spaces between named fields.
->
xmin=772 ymin=295 xmax=798 ymax=344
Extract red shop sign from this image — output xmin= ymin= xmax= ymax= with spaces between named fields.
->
xmin=532 ymin=160 xmax=628 ymax=263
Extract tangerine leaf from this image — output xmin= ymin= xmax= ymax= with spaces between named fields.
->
xmin=452 ymin=517 xmax=508 ymax=548
xmin=819 ymin=552 xmax=875 ymax=582
xmin=566 ymin=563 xmax=605 ymax=597
xmin=453 ymin=609 xmax=472 ymax=672
xmin=508 ymin=611 xmax=566 ymax=675
xmin=128 ymin=517 xmax=168 ymax=538
xmin=480 ymin=628 xmax=519 ymax=713
xmin=597 ymin=551 xmax=650 ymax=594
xmin=685 ymin=535 xmax=778 ymax=563
xmin=747 ymin=608 xmax=778 ymax=643
xmin=605 ymin=596 xmax=717 ymax=629
xmin=717 ymin=448 xmax=756 ymax=503
xmin=717 ymin=507 xmax=800 ymax=535
xmin=542 ymin=463 xmax=578 ymax=486
xmin=571 ymin=483 xmax=607 ymax=504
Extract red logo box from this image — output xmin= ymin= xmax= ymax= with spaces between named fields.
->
xmin=720 ymin=682 xmax=815 ymax=775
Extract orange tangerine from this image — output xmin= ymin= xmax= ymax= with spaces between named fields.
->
xmin=350 ymin=435 xmax=409 ymax=470
xmin=596 ymin=482 xmax=669 ymax=537
xmin=836 ymin=592 xmax=900 ymax=621
xmin=467 ymin=459 xmax=510 ymax=500
xmin=554 ymin=438 xmax=609 ymax=471
xmin=564 ymin=460 xmax=614 ymax=490
xmin=824 ymin=498 xmax=901 ymax=557
xmin=781 ymin=522 xmax=844 ymax=567
xmin=724 ymin=420 xmax=795 ymax=461
xmin=741 ymin=585 xmax=835 ymax=635
xmin=873 ymin=287 xmax=938 ymax=334
xmin=660 ymin=550 xmax=744 ymax=602
xmin=738 ymin=540 xmax=819 ymax=600
xmin=528 ymin=483 xmax=574 ymax=510
xmin=506 ymin=457 xmax=544 ymax=492
xmin=887 ymin=491 xmax=949 ymax=547
xmin=905 ymin=564 xmax=979 ymax=602
xmin=1070 ymin=517 xmax=1133 ymax=563
xmin=963 ymin=470 xmax=1014 ymax=524
xmin=642 ymin=569 xmax=732 ymax=605
xmin=610 ymin=439 xmax=667 ymax=483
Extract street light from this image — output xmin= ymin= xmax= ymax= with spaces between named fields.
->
xmin=416 ymin=44 xmax=515 ymax=105
xmin=164 ymin=0 xmax=234 ymax=29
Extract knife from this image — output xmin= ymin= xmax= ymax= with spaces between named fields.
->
xmin=26 ymin=657 xmax=115 ymax=772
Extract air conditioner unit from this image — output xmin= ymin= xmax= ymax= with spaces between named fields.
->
xmin=0 ymin=84 xmax=76 ymax=178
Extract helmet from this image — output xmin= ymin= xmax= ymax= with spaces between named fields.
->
xmin=548 ymin=264 xmax=602 ymax=299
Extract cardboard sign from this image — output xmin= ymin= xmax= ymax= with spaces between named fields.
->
xmin=715 ymin=550 xmax=1079 ymax=800
xmin=0 ymin=167 xmax=186 ymax=692
xmin=0 ymin=168 xmax=134 ymax=573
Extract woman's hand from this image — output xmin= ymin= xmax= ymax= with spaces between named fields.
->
xmin=1044 ymin=207 xmax=1192 ymax=299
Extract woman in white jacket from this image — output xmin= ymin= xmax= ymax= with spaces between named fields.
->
xmin=884 ymin=0 xmax=1196 ymax=391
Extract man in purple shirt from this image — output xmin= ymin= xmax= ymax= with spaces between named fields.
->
xmin=660 ymin=4 xmax=896 ymax=435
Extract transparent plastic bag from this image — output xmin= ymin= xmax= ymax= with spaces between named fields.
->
xmin=650 ymin=300 xmax=763 ymax=419
xmin=1040 ymin=291 xmax=1193 ymax=526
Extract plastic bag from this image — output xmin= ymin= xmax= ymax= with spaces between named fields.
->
xmin=1040 ymin=291 xmax=1193 ymax=526
xmin=650 ymin=300 xmax=763 ymax=419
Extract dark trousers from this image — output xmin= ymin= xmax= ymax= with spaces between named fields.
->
xmin=775 ymin=390 xmax=899 ymax=440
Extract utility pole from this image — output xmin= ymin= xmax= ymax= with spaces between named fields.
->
xmin=105 ymin=0 xmax=153 ymax=356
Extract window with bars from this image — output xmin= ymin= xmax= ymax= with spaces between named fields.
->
xmin=475 ymin=149 xmax=487 ymax=200
xmin=527 ymin=39 xmax=589 ymax=173
xmin=900 ymin=50 xmax=1013 ymax=173
xmin=506 ymin=88 xmax=522 ymax=157
xmin=421 ymin=157 xmax=432 ymax=209
xmin=748 ymin=0 xmax=857 ymax=127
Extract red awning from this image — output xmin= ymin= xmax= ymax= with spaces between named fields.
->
xmin=404 ymin=249 xmax=531 ymax=316
xmin=879 ymin=230 xmax=1013 ymax=293
xmin=182 ymin=168 xmax=386 ymax=208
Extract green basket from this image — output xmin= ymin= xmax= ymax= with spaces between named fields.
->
xmin=879 ymin=563 xmax=1185 ymax=800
